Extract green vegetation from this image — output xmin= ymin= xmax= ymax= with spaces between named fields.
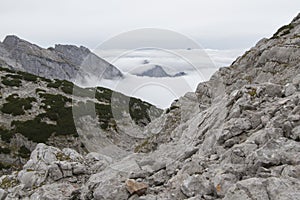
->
xmin=1 ymin=94 xmax=36 ymax=116
xmin=56 ymin=152 xmax=71 ymax=161
xmin=5 ymin=74 xmax=23 ymax=79
xmin=0 ymin=176 xmax=19 ymax=189
xmin=12 ymin=118 xmax=56 ymax=143
xmin=0 ymin=66 xmax=15 ymax=73
xmin=0 ymin=66 xmax=161 ymax=143
xmin=95 ymin=104 xmax=116 ymax=130
xmin=38 ymin=93 xmax=78 ymax=137
xmin=18 ymin=145 xmax=31 ymax=158
xmin=35 ymin=88 xmax=46 ymax=94
xmin=248 ymin=88 xmax=257 ymax=97
xmin=96 ymin=87 xmax=113 ymax=103
xmin=272 ymin=24 xmax=294 ymax=38
xmin=39 ymin=76 xmax=52 ymax=83
xmin=60 ymin=80 xmax=74 ymax=94
xmin=61 ymin=80 xmax=94 ymax=97
xmin=7 ymin=93 xmax=77 ymax=143
xmin=0 ymin=127 xmax=13 ymax=143
xmin=47 ymin=79 xmax=62 ymax=88
xmin=1 ymin=75 xmax=22 ymax=87
xmin=129 ymin=98 xmax=152 ymax=126
xmin=47 ymin=79 xmax=95 ymax=98
xmin=75 ymin=100 xmax=116 ymax=130
xmin=0 ymin=147 xmax=11 ymax=154
xmin=0 ymin=67 xmax=47 ymax=85
xmin=17 ymin=71 xmax=38 ymax=82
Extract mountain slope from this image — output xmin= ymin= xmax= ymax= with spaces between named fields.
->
xmin=0 ymin=66 xmax=162 ymax=175
xmin=0 ymin=35 xmax=123 ymax=85
xmin=1 ymin=14 xmax=300 ymax=200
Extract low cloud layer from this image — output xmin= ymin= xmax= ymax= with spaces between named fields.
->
xmin=91 ymin=48 xmax=244 ymax=108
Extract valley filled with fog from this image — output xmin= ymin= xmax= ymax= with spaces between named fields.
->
xmin=92 ymin=48 xmax=244 ymax=108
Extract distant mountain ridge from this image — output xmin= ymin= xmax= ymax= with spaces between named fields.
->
xmin=132 ymin=64 xmax=187 ymax=77
xmin=0 ymin=35 xmax=123 ymax=85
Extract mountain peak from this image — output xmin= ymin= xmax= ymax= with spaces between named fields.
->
xmin=0 ymin=35 xmax=123 ymax=82
xmin=2 ymin=35 xmax=23 ymax=48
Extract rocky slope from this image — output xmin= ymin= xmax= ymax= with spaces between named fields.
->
xmin=1 ymin=14 xmax=300 ymax=200
xmin=0 ymin=35 xmax=123 ymax=85
xmin=0 ymin=67 xmax=162 ymax=176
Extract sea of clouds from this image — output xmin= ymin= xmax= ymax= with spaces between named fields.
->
xmin=91 ymin=48 xmax=244 ymax=108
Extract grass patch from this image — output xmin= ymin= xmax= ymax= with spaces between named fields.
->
xmin=60 ymin=80 xmax=74 ymax=95
xmin=12 ymin=118 xmax=56 ymax=143
xmin=129 ymin=98 xmax=152 ymax=126
xmin=95 ymin=87 xmax=113 ymax=103
xmin=1 ymin=94 xmax=36 ymax=116
xmin=38 ymin=93 xmax=78 ymax=137
xmin=17 ymin=71 xmax=38 ymax=82
xmin=39 ymin=76 xmax=52 ymax=83
xmin=0 ymin=127 xmax=13 ymax=143
xmin=1 ymin=76 xmax=22 ymax=87
xmin=9 ymin=92 xmax=95 ymax=143
xmin=47 ymin=79 xmax=62 ymax=88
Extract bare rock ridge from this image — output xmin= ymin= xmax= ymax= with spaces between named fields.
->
xmin=1 ymin=13 xmax=300 ymax=199
xmin=0 ymin=35 xmax=123 ymax=84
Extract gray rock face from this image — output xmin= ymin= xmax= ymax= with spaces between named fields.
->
xmin=1 ymin=13 xmax=300 ymax=200
xmin=0 ymin=35 xmax=123 ymax=84
xmin=0 ymin=188 xmax=7 ymax=200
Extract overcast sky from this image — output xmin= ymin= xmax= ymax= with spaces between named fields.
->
xmin=0 ymin=0 xmax=299 ymax=50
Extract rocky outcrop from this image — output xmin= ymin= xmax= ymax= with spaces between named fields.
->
xmin=1 ymin=13 xmax=300 ymax=200
xmin=0 ymin=35 xmax=123 ymax=85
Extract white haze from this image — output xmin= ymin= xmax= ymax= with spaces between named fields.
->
xmin=89 ymin=49 xmax=245 ymax=108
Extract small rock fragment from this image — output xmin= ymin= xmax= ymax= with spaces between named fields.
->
xmin=125 ymin=179 xmax=148 ymax=196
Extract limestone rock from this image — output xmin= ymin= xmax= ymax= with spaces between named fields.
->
xmin=0 ymin=188 xmax=7 ymax=200
xmin=125 ymin=179 xmax=148 ymax=196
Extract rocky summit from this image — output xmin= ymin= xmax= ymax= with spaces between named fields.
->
xmin=0 ymin=35 xmax=123 ymax=85
xmin=0 ymin=14 xmax=300 ymax=200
